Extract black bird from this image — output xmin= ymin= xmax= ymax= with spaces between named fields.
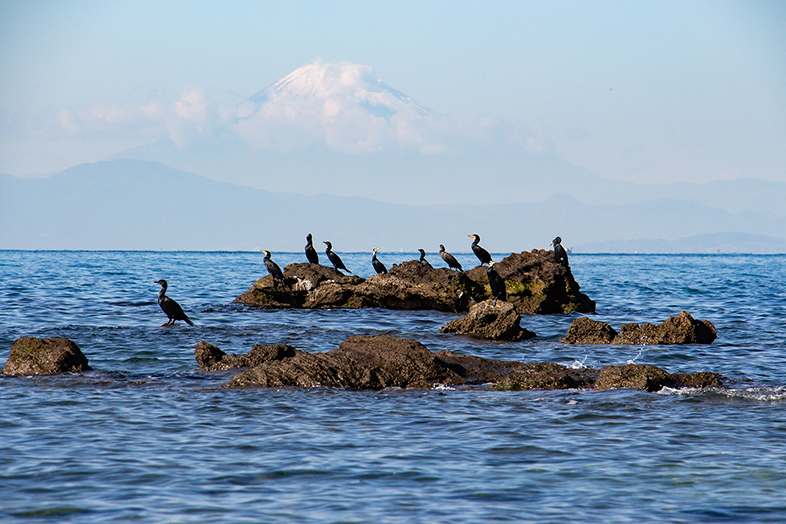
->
xmin=418 ymin=248 xmax=427 ymax=263
xmin=154 ymin=279 xmax=195 ymax=327
xmin=469 ymin=234 xmax=492 ymax=265
xmin=439 ymin=244 xmax=463 ymax=272
xmin=486 ymin=262 xmax=506 ymax=305
xmin=305 ymin=233 xmax=319 ymax=264
xmin=263 ymin=250 xmax=287 ymax=288
xmin=552 ymin=236 xmax=569 ymax=268
xmin=324 ymin=241 xmax=350 ymax=273
xmin=372 ymin=247 xmax=387 ymax=274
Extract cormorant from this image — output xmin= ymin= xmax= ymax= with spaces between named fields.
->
xmin=262 ymin=250 xmax=287 ymax=288
xmin=372 ymin=248 xmax=387 ymax=274
xmin=439 ymin=244 xmax=463 ymax=272
xmin=324 ymin=241 xmax=350 ymax=273
xmin=469 ymin=234 xmax=492 ymax=265
xmin=154 ymin=279 xmax=195 ymax=327
xmin=418 ymin=249 xmax=427 ymax=263
xmin=487 ymin=262 xmax=506 ymax=305
xmin=552 ymin=236 xmax=569 ymax=268
xmin=305 ymin=233 xmax=319 ymax=264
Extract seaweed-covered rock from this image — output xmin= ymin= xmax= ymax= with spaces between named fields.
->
xmin=561 ymin=311 xmax=717 ymax=345
xmin=439 ymin=299 xmax=536 ymax=341
xmin=594 ymin=363 xmax=724 ymax=392
xmin=207 ymin=334 xmax=726 ymax=393
xmin=195 ymin=340 xmax=297 ymax=371
xmin=3 ymin=337 xmax=92 ymax=375
xmin=234 ymin=250 xmax=595 ymax=315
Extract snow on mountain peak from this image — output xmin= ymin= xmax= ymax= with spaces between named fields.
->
xmin=231 ymin=60 xmax=441 ymax=154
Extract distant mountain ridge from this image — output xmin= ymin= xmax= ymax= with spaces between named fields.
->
xmin=3 ymin=159 xmax=786 ymax=252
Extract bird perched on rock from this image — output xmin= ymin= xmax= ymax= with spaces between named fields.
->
xmin=418 ymin=248 xmax=427 ymax=263
xmin=324 ymin=241 xmax=351 ymax=273
xmin=305 ymin=233 xmax=319 ymax=264
xmin=372 ymin=248 xmax=387 ymax=274
xmin=487 ymin=262 xmax=506 ymax=305
xmin=439 ymin=244 xmax=463 ymax=272
xmin=469 ymin=234 xmax=492 ymax=265
xmin=262 ymin=250 xmax=287 ymax=288
xmin=552 ymin=236 xmax=569 ymax=268
xmin=154 ymin=279 xmax=195 ymax=327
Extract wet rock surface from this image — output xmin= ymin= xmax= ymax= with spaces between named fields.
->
xmin=234 ymin=250 xmax=595 ymax=315
xmin=202 ymin=334 xmax=726 ymax=392
xmin=561 ymin=311 xmax=717 ymax=345
xmin=439 ymin=299 xmax=536 ymax=341
xmin=3 ymin=337 xmax=92 ymax=375
xmin=195 ymin=340 xmax=297 ymax=371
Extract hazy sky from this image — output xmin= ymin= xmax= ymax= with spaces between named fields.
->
xmin=1 ymin=0 xmax=784 ymax=184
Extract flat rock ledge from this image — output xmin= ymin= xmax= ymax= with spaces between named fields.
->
xmin=3 ymin=337 xmax=92 ymax=375
xmin=439 ymin=299 xmax=536 ymax=341
xmin=561 ymin=311 xmax=717 ymax=345
xmin=196 ymin=334 xmax=725 ymax=393
xmin=233 ymin=250 xmax=595 ymax=315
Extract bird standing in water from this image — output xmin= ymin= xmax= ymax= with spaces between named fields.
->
xmin=469 ymin=234 xmax=492 ymax=265
xmin=372 ymin=248 xmax=387 ymax=274
xmin=263 ymin=250 xmax=287 ymax=288
xmin=486 ymin=262 xmax=506 ymax=305
xmin=154 ymin=279 xmax=195 ymax=327
xmin=305 ymin=233 xmax=319 ymax=264
xmin=439 ymin=244 xmax=463 ymax=272
xmin=324 ymin=241 xmax=351 ymax=273
xmin=552 ymin=236 xmax=569 ymax=268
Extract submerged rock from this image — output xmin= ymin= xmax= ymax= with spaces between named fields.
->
xmin=561 ymin=311 xmax=717 ymax=345
xmin=3 ymin=337 xmax=92 ymax=375
xmin=234 ymin=250 xmax=595 ymax=315
xmin=439 ymin=299 xmax=536 ymax=341
xmin=203 ymin=334 xmax=725 ymax=392
xmin=195 ymin=340 xmax=297 ymax=371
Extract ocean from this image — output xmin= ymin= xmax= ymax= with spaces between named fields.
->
xmin=1 ymin=250 xmax=785 ymax=523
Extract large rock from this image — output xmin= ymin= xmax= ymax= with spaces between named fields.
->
xmin=561 ymin=311 xmax=717 ymax=345
xmin=3 ymin=337 xmax=92 ymax=375
xmin=234 ymin=250 xmax=595 ymax=315
xmin=439 ymin=299 xmax=536 ymax=341
xmin=205 ymin=334 xmax=725 ymax=392
xmin=224 ymin=335 xmax=465 ymax=389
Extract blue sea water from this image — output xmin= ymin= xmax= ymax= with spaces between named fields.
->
xmin=1 ymin=250 xmax=786 ymax=523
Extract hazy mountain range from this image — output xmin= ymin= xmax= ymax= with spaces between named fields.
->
xmin=3 ymin=159 xmax=786 ymax=253
xmin=3 ymin=61 xmax=786 ymax=253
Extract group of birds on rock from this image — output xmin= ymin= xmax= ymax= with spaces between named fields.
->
xmin=155 ymin=234 xmax=571 ymax=326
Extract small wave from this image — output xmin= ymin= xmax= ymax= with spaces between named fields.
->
xmin=568 ymin=355 xmax=589 ymax=369
xmin=626 ymin=347 xmax=644 ymax=364
xmin=659 ymin=385 xmax=786 ymax=402
xmin=432 ymin=383 xmax=456 ymax=391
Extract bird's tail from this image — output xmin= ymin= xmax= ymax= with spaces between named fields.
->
xmin=185 ymin=317 xmax=196 ymax=327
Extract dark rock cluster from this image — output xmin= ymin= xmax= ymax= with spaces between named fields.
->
xmin=561 ymin=311 xmax=717 ymax=345
xmin=3 ymin=337 xmax=92 ymax=375
xmin=234 ymin=250 xmax=595 ymax=315
xmin=197 ymin=334 xmax=726 ymax=393
xmin=439 ymin=299 xmax=536 ymax=341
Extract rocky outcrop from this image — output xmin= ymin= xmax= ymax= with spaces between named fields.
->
xmin=195 ymin=340 xmax=297 ymax=371
xmin=561 ymin=311 xmax=717 ymax=345
xmin=439 ymin=299 xmax=536 ymax=341
xmin=224 ymin=335 xmax=466 ymax=389
xmin=203 ymin=334 xmax=725 ymax=392
xmin=234 ymin=250 xmax=595 ymax=315
xmin=3 ymin=337 xmax=92 ymax=375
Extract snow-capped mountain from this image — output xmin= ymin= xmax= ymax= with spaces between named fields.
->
xmin=227 ymin=60 xmax=447 ymax=154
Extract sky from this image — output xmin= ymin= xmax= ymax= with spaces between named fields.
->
xmin=1 ymin=0 xmax=785 ymax=185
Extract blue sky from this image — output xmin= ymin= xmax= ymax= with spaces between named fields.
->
xmin=1 ymin=0 xmax=784 ymax=185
